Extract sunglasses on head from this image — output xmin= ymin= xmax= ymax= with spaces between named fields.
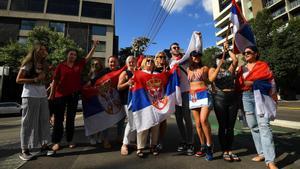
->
xmin=243 ymin=51 xmax=254 ymax=56
xmin=172 ymin=46 xmax=180 ymax=50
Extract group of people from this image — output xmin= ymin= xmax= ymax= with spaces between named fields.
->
xmin=16 ymin=32 xmax=278 ymax=169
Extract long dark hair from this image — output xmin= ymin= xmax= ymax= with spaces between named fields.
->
xmin=189 ymin=50 xmax=203 ymax=71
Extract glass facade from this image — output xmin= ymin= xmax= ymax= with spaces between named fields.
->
xmin=20 ymin=20 xmax=36 ymax=30
xmin=47 ymin=0 xmax=79 ymax=16
xmin=49 ymin=22 xmax=65 ymax=33
xmin=81 ymin=1 xmax=112 ymax=19
xmin=90 ymin=25 xmax=106 ymax=36
xmin=10 ymin=0 xmax=44 ymax=12
xmin=0 ymin=0 xmax=8 ymax=9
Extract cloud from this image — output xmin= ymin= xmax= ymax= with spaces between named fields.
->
xmin=197 ymin=22 xmax=213 ymax=27
xmin=201 ymin=0 xmax=213 ymax=15
xmin=188 ymin=13 xmax=200 ymax=19
xmin=160 ymin=0 xmax=213 ymax=15
xmin=161 ymin=0 xmax=195 ymax=13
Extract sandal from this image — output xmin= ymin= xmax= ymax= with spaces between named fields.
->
xmin=230 ymin=153 xmax=241 ymax=162
xmin=151 ymin=145 xmax=159 ymax=156
xmin=223 ymin=153 xmax=233 ymax=162
xmin=266 ymin=162 xmax=278 ymax=169
xmin=252 ymin=155 xmax=265 ymax=162
xmin=136 ymin=149 xmax=144 ymax=158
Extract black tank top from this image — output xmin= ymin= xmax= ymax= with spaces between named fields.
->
xmin=119 ymin=70 xmax=133 ymax=105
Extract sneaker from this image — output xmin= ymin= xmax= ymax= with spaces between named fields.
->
xmin=186 ymin=144 xmax=194 ymax=156
xmin=205 ymin=146 xmax=213 ymax=161
xmin=195 ymin=145 xmax=207 ymax=157
xmin=46 ymin=150 xmax=55 ymax=156
xmin=40 ymin=145 xmax=50 ymax=156
xmin=156 ymin=143 xmax=163 ymax=151
xmin=19 ymin=150 xmax=33 ymax=161
xmin=177 ymin=142 xmax=186 ymax=152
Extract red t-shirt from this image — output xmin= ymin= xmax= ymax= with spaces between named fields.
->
xmin=53 ymin=59 xmax=86 ymax=98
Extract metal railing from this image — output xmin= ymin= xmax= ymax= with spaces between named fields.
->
xmin=264 ymin=0 xmax=281 ymax=8
xmin=271 ymin=6 xmax=286 ymax=18
xmin=288 ymin=0 xmax=300 ymax=10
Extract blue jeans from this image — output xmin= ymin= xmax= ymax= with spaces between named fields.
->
xmin=242 ymin=91 xmax=276 ymax=164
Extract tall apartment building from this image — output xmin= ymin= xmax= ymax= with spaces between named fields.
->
xmin=212 ymin=0 xmax=300 ymax=47
xmin=0 ymin=0 xmax=118 ymax=64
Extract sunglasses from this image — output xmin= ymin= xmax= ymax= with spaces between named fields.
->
xmin=146 ymin=59 xmax=154 ymax=63
xmin=172 ymin=46 xmax=180 ymax=50
xmin=158 ymin=56 xmax=166 ymax=59
xmin=243 ymin=51 xmax=254 ymax=56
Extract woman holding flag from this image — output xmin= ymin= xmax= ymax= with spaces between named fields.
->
xmin=135 ymin=57 xmax=161 ymax=157
xmin=187 ymin=50 xmax=213 ymax=161
xmin=236 ymin=46 xmax=278 ymax=169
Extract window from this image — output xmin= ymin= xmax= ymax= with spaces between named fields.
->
xmin=20 ymin=20 xmax=36 ymax=30
xmin=49 ymin=22 xmax=65 ymax=33
xmin=47 ymin=0 xmax=79 ymax=16
xmin=94 ymin=41 xmax=106 ymax=52
xmin=10 ymin=0 xmax=44 ymax=12
xmin=0 ymin=0 xmax=8 ymax=9
xmin=90 ymin=25 xmax=106 ymax=36
xmin=81 ymin=2 xmax=112 ymax=19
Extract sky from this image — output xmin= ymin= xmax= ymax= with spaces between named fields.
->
xmin=115 ymin=0 xmax=218 ymax=55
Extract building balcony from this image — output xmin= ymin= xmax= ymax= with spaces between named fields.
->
xmin=214 ymin=13 xmax=230 ymax=29
xmin=271 ymin=6 xmax=287 ymax=18
xmin=288 ymin=0 xmax=300 ymax=12
xmin=216 ymin=34 xmax=233 ymax=46
xmin=215 ymin=24 xmax=232 ymax=38
xmin=264 ymin=0 xmax=283 ymax=8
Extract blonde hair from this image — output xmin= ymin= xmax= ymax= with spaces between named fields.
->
xmin=154 ymin=51 xmax=168 ymax=67
xmin=140 ymin=57 xmax=154 ymax=70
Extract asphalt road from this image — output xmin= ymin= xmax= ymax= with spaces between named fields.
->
xmin=0 ymin=102 xmax=299 ymax=169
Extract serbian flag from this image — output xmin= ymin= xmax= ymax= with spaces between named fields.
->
xmin=189 ymin=89 xmax=208 ymax=109
xmin=253 ymin=79 xmax=277 ymax=120
xmin=128 ymin=67 xmax=181 ymax=133
xmin=230 ymin=0 xmax=256 ymax=53
xmin=82 ymin=67 xmax=126 ymax=136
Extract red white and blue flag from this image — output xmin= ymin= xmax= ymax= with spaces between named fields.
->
xmin=128 ymin=67 xmax=181 ymax=133
xmin=230 ymin=0 xmax=256 ymax=53
xmin=82 ymin=67 xmax=126 ymax=136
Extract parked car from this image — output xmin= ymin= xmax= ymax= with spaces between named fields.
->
xmin=0 ymin=102 xmax=22 ymax=115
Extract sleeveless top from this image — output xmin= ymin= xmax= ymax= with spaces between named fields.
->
xmin=119 ymin=70 xmax=133 ymax=105
xmin=215 ymin=69 xmax=235 ymax=90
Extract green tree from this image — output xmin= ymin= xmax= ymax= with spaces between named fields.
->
xmin=202 ymin=46 xmax=222 ymax=67
xmin=0 ymin=41 xmax=27 ymax=74
xmin=0 ymin=26 xmax=83 ymax=74
xmin=131 ymin=37 xmax=150 ymax=56
xmin=250 ymin=9 xmax=300 ymax=99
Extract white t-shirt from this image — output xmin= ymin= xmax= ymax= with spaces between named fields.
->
xmin=20 ymin=63 xmax=47 ymax=98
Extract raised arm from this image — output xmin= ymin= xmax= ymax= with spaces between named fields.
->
xmin=224 ymin=41 xmax=238 ymax=73
xmin=85 ymin=40 xmax=99 ymax=61
xmin=208 ymin=53 xmax=224 ymax=82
